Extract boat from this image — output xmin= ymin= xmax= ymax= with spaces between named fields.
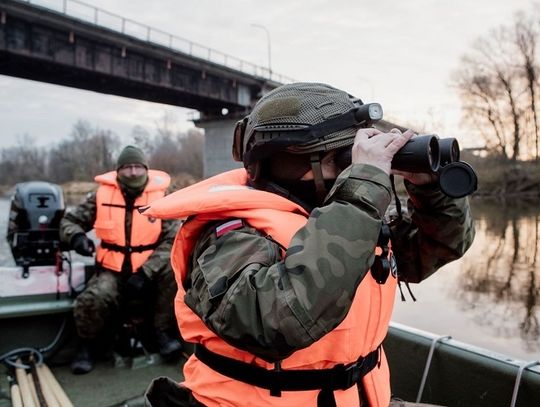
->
xmin=385 ymin=322 xmax=540 ymax=407
xmin=1 ymin=182 xmax=539 ymax=407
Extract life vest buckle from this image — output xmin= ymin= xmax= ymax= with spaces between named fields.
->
xmin=334 ymin=360 xmax=362 ymax=390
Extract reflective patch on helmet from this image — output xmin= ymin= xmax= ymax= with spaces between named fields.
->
xmin=258 ymin=97 xmax=301 ymax=121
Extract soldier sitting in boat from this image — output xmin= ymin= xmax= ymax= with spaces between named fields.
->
xmin=60 ymin=145 xmax=182 ymax=374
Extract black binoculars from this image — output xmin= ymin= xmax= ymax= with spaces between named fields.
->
xmin=336 ymin=134 xmax=478 ymax=198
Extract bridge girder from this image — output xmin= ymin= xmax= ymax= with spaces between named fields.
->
xmin=0 ymin=0 xmax=280 ymax=115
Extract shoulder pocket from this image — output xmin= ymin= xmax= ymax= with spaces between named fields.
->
xmin=197 ymin=230 xmax=280 ymax=300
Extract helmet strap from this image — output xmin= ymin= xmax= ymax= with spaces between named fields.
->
xmin=249 ymin=178 xmax=314 ymax=211
xmin=247 ymin=161 xmax=262 ymax=182
xmin=388 ymin=174 xmax=403 ymax=226
xmin=310 ymin=153 xmax=327 ymax=205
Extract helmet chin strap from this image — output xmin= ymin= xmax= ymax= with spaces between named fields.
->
xmin=310 ymin=152 xmax=328 ymax=205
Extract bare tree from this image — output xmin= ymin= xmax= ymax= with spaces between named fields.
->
xmin=515 ymin=12 xmax=539 ymax=160
xmin=146 ymin=127 xmax=204 ymax=177
xmin=134 ymin=112 xmax=204 ymax=179
xmin=0 ymin=114 xmax=203 ymax=187
xmin=0 ymin=135 xmax=48 ymax=184
xmin=453 ymin=66 xmax=509 ymax=157
xmin=451 ymin=13 xmax=540 ymax=161
xmin=48 ymin=120 xmax=120 ymax=182
xmin=130 ymin=125 xmax=152 ymax=152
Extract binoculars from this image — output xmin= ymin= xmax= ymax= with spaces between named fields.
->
xmin=336 ymin=134 xmax=478 ymax=198
xmin=390 ymin=134 xmax=477 ymax=198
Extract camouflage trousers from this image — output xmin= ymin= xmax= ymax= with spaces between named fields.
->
xmin=73 ymin=267 xmax=177 ymax=339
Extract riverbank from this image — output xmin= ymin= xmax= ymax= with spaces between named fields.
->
xmin=391 ymin=152 xmax=540 ymax=199
xmin=463 ymin=152 xmax=540 ymax=198
xmin=0 ymin=156 xmax=538 ymax=200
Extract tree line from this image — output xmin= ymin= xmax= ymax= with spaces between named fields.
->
xmin=452 ymin=6 xmax=540 ymax=161
xmin=0 ymin=118 xmax=204 ymax=186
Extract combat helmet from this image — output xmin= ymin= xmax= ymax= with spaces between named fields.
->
xmin=232 ymin=82 xmax=382 ymax=205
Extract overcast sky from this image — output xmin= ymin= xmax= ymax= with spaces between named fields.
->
xmin=1 ymin=0 xmax=538 ymax=149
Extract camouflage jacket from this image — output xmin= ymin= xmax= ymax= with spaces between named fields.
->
xmin=185 ymin=164 xmax=475 ymax=361
xmin=60 ymin=189 xmax=179 ymax=280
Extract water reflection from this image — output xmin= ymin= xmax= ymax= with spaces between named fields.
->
xmin=458 ymin=199 xmax=539 ymax=355
xmin=389 ymin=197 xmax=540 ymax=360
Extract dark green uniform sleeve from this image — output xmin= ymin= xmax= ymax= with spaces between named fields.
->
xmin=389 ymin=180 xmax=475 ymax=283
xmin=60 ymin=192 xmax=97 ymax=245
xmin=185 ymin=164 xmax=392 ymax=362
xmin=140 ymin=185 xmax=181 ymax=280
xmin=139 ymin=218 xmax=180 ymax=280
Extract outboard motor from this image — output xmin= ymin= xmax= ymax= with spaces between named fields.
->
xmin=7 ymin=181 xmax=66 ymax=275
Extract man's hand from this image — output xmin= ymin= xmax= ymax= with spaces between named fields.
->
xmin=71 ymin=234 xmax=95 ymax=257
xmin=351 ymin=128 xmax=415 ymax=175
xmin=388 ymin=129 xmax=439 ymax=185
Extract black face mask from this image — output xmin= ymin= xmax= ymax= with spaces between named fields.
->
xmin=276 ymin=179 xmax=336 ymax=209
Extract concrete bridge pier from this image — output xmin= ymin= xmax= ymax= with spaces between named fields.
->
xmin=196 ymin=81 xmax=279 ymax=178
xmin=196 ymin=115 xmax=243 ymax=178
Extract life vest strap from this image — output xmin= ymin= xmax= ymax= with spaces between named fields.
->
xmin=100 ymin=241 xmax=159 ymax=254
xmin=194 ymin=344 xmax=380 ymax=404
xmin=101 ymin=203 xmax=146 ymax=210
xmin=101 ymin=203 xmax=127 ymax=208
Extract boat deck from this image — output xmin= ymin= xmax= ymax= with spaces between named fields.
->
xmin=0 ymin=354 xmax=185 ymax=407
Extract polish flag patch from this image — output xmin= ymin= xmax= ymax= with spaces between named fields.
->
xmin=215 ymin=219 xmax=244 ymax=237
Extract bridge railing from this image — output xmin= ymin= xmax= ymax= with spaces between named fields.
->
xmin=18 ymin=0 xmax=294 ymax=83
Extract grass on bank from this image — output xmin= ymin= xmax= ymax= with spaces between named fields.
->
xmin=463 ymin=152 xmax=540 ymax=198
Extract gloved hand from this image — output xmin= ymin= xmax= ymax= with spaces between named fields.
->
xmin=124 ymin=269 xmax=151 ymax=300
xmin=71 ymin=234 xmax=95 ymax=257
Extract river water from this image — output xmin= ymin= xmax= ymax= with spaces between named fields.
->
xmin=392 ymin=198 xmax=540 ymax=361
xmin=0 ymin=197 xmax=538 ymax=361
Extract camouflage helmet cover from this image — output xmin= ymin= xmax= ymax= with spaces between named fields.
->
xmin=233 ymin=82 xmax=367 ymax=166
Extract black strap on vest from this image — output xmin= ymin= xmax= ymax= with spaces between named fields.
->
xmin=194 ymin=344 xmax=380 ymax=407
xmin=100 ymin=241 xmax=159 ymax=254
xmin=371 ymin=223 xmax=391 ymax=284
xmin=102 ymin=202 xmax=146 ymax=210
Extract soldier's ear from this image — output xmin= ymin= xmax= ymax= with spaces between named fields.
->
xmin=232 ymin=116 xmax=248 ymax=162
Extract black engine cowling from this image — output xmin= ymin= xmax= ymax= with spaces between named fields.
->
xmin=7 ymin=181 xmax=65 ymax=267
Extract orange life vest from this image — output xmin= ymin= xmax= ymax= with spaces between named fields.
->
xmin=94 ymin=169 xmax=170 ymax=273
xmin=143 ymin=169 xmax=397 ymax=407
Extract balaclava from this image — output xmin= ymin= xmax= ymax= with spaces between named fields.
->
xmin=116 ymin=145 xmax=149 ymax=192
